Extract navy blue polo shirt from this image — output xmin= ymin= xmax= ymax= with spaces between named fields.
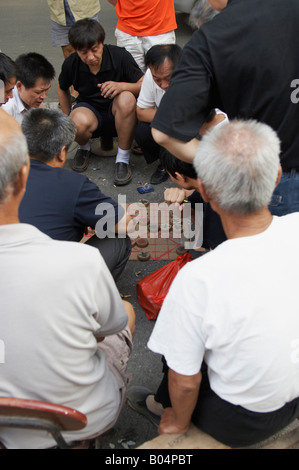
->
xmin=19 ymin=159 xmax=123 ymax=242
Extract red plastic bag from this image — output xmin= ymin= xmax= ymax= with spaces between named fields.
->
xmin=136 ymin=252 xmax=194 ymax=320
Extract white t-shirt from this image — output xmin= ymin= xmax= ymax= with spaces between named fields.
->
xmin=0 ymin=224 xmax=128 ymax=449
xmin=137 ymin=68 xmax=165 ymax=110
xmin=2 ymin=87 xmax=28 ymax=124
xmin=148 ymin=214 xmax=299 ymax=413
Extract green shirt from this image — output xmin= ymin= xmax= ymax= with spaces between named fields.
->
xmin=47 ymin=0 xmax=100 ymax=26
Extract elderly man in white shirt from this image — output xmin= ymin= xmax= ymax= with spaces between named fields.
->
xmin=0 ymin=109 xmax=135 ymax=449
xmin=2 ymin=52 xmax=55 ymax=124
xmin=128 ymin=120 xmax=299 ymax=448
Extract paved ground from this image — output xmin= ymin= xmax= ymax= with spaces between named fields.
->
xmin=0 ymin=0 xmax=195 ymax=450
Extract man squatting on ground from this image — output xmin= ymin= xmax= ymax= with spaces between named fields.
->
xmin=134 ymin=44 xmax=182 ymax=185
xmin=2 ymin=52 xmax=55 ymax=124
xmin=58 ymin=18 xmax=144 ymax=185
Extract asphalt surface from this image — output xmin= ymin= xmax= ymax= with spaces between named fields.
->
xmin=0 ymin=0 xmax=195 ymax=451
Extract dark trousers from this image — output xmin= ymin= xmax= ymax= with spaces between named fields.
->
xmin=86 ymin=234 xmax=131 ymax=282
xmin=134 ymin=121 xmax=161 ymax=164
xmin=155 ymin=359 xmax=299 ymax=448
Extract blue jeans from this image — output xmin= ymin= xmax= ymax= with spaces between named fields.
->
xmin=269 ymin=170 xmax=299 ymax=216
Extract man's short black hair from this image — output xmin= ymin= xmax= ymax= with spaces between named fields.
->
xmin=15 ymin=53 xmax=55 ymax=89
xmin=21 ymin=108 xmax=76 ymax=163
xmin=160 ymin=150 xmax=197 ymax=179
xmin=0 ymin=53 xmax=16 ymax=85
xmin=68 ymin=19 xmax=105 ymax=50
xmin=145 ymin=44 xmax=182 ymax=70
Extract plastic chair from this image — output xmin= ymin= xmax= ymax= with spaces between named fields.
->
xmin=0 ymin=397 xmax=88 ymax=449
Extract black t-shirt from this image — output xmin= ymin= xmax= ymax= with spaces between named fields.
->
xmin=59 ymin=44 xmax=143 ymax=112
xmin=153 ymin=0 xmax=299 ymax=171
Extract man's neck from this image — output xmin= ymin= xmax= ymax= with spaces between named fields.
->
xmin=219 ymin=208 xmax=274 ymax=240
xmin=30 ymin=157 xmax=64 ymax=168
xmin=0 ymin=203 xmax=19 ymax=226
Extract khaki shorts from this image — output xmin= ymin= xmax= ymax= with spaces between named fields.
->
xmin=96 ymin=326 xmax=133 ymax=434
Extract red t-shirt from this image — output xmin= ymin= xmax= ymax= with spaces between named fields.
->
xmin=115 ymin=0 xmax=177 ymax=37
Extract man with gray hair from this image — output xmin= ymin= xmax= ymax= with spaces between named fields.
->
xmin=0 ymin=108 xmax=135 ymax=449
xmin=19 ymin=108 xmax=131 ymax=282
xmin=189 ymin=0 xmax=218 ymax=29
xmin=128 ymin=120 xmax=299 ymax=448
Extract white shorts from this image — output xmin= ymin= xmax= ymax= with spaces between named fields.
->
xmin=115 ymin=28 xmax=176 ymax=72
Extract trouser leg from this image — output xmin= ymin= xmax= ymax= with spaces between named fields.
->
xmin=134 ymin=121 xmax=161 ymax=164
xmin=86 ymin=234 xmax=132 ymax=282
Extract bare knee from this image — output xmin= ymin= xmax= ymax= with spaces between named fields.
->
xmin=70 ymin=108 xmax=97 ymax=143
xmin=122 ymin=300 xmax=136 ymax=339
xmin=113 ymin=91 xmax=136 ymax=116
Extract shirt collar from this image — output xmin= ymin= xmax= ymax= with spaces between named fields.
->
xmin=0 ymin=223 xmax=48 ymax=246
xmin=13 ymin=86 xmax=27 ymax=115
xmin=78 ymin=45 xmax=110 ymax=74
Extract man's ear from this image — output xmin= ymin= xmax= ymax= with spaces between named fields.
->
xmin=275 ymin=164 xmax=282 ymax=188
xmin=14 ymin=161 xmax=30 ymax=198
xmin=174 ymin=172 xmax=187 ymax=185
xmin=196 ymin=177 xmax=210 ymax=203
xmin=57 ymin=146 xmax=68 ymax=165
xmin=16 ymin=81 xmax=24 ymax=93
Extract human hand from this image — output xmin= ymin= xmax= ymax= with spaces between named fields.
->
xmin=98 ymin=81 xmax=124 ymax=99
xmin=164 ymin=187 xmax=186 ymax=211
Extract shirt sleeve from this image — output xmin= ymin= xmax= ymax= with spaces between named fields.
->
xmin=92 ymin=252 xmax=128 ymax=337
xmin=120 ymin=48 xmax=144 ymax=83
xmin=137 ymin=69 xmax=156 ymax=109
xmin=147 ymin=266 xmax=206 ymax=376
xmin=151 ymin=29 xmax=215 ymax=142
xmin=74 ymin=177 xmax=124 ymax=231
xmin=58 ymin=55 xmax=75 ymax=91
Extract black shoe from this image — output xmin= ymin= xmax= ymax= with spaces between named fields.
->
xmin=150 ymin=164 xmax=169 ymax=185
xmin=132 ymin=145 xmax=143 ymax=155
xmin=126 ymin=386 xmax=161 ymax=428
xmin=100 ymin=135 xmax=114 ymax=151
xmin=71 ymin=149 xmax=90 ymax=172
xmin=114 ymin=162 xmax=132 ymax=185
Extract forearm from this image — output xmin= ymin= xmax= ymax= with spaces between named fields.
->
xmin=58 ymin=85 xmax=71 ymax=115
xmin=125 ymin=80 xmax=143 ymax=98
xmin=137 ymin=106 xmax=156 ymax=123
xmin=159 ymin=369 xmax=202 ymax=434
xmin=152 ymin=128 xmax=200 ymax=164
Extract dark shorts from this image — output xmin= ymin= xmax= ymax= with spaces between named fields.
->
xmin=155 ymin=359 xmax=299 ymax=448
xmin=72 ymin=101 xmax=117 ymax=139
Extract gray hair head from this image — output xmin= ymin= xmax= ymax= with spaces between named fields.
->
xmin=189 ymin=0 xmax=219 ymax=29
xmin=193 ymin=120 xmax=281 ymax=214
xmin=0 ymin=128 xmax=28 ymax=204
xmin=21 ymin=108 xmax=77 ymax=162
